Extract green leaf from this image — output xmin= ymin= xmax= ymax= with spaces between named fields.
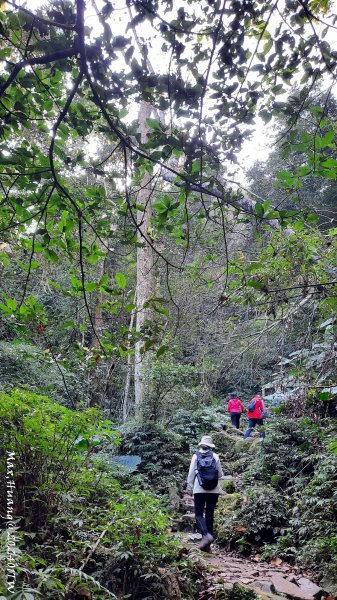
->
xmin=273 ymin=84 xmax=284 ymax=95
xmin=247 ymin=280 xmax=265 ymax=289
xmin=74 ymin=437 xmax=89 ymax=451
xmin=246 ymin=262 xmax=261 ymax=273
xmin=316 ymin=130 xmax=334 ymax=149
xmin=115 ymin=272 xmax=126 ymax=289
xmin=103 ymin=22 xmax=112 ymax=42
xmin=263 ymin=38 xmax=273 ymax=55
xmin=0 ymin=48 xmax=11 ymax=59
xmin=62 ymin=320 xmax=76 ymax=329
xmin=70 ymin=274 xmax=82 ymax=291
xmin=154 ymin=306 xmax=170 ymax=316
xmin=7 ymin=298 xmax=17 ymax=311
xmin=125 ymin=303 xmax=136 ymax=311
xmin=296 ymin=166 xmax=312 ymax=177
xmin=259 ymin=109 xmax=272 ymax=124
xmin=146 ymin=118 xmax=161 ymax=130
xmin=42 ymin=99 xmax=53 ymax=111
xmin=156 ymin=344 xmax=169 ymax=357
xmin=44 ymin=248 xmax=58 ymax=263
xmin=255 ymin=202 xmax=264 ymax=217
xmin=321 ymin=158 xmax=337 ymax=168
xmin=23 ymin=261 xmax=40 ymax=271
xmin=84 ymin=282 xmax=97 ymax=292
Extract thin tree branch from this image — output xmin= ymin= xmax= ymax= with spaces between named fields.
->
xmin=7 ymin=1 xmax=76 ymax=30
xmin=0 ymin=48 xmax=77 ymax=99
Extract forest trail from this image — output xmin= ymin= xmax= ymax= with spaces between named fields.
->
xmin=179 ymin=446 xmax=332 ymax=600
xmin=181 ymin=532 xmax=328 ymax=600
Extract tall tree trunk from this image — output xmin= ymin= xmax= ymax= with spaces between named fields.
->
xmin=122 ymin=296 xmax=136 ymax=422
xmin=134 ymin=101 xmax=156 ymax=415
xmin=88 ymin=256 xmax=105 ymax=407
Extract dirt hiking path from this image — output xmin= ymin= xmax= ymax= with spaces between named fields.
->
xmin=180 ymin=532 xmax=333 ymax=600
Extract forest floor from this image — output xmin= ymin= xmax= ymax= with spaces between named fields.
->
xmin=180 ymin=533 xmax=326 ymax=600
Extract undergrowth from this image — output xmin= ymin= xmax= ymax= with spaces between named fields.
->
xmin=0 ymin=390 xmax=196 ymax=599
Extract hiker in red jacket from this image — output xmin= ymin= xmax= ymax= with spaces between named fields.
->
xmin=227 ymin=392 xmax=245 ymax=429
xmin=243 ymin=394 xmax=265 ymax=440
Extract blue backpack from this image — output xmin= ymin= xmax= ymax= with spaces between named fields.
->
xmin=248 ymin=399 xmax=256 ymax=412
xmin=196 ymin=451 xmax=219 ymax=490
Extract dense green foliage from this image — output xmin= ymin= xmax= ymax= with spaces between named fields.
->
xmin=0 ymin=391 xmax=197 ymax=599
xmin=118 ymin=421 xmax=190 ymax=495
xmin=0 ymin=0 xmax=337 ymax=371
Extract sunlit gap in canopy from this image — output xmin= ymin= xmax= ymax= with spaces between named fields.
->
xmin=12 ymin=0 xmax=337 ymax=181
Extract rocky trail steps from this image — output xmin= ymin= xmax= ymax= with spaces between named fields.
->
xmin=181 ymin=532 xmax=332 ymax=600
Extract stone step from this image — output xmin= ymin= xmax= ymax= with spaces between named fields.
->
xmin=297 ymin=577 xmax=325 ymax=599
xmin=272 ymin=574 xmax=314 ymax=600
xmin=250 ymin=580 xmax=274 ymax=594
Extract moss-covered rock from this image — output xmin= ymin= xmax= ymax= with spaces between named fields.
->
xmin=211 ymin=430 xmax=244 ymax=458
xmin=234 ymin=439 xmax=247 ymax=454
xmin=215 ymin=582 xmax=258 ymax=600
xmin=215 ymin=492 xmax=242 ymax=534
xmin=222 ymin=479 xmax=236 ymax=493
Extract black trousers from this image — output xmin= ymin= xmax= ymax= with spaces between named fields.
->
xmin=230 ymin=412 xmax=241 ymax=428
xmin=194 ymin=493 xmax=219 ymax=536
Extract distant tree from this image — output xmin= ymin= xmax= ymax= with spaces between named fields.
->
xmin=247 ymin=89 xmax=337 ymax=220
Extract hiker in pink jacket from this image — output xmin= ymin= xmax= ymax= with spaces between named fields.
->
xmin=227 ymin=392 xmax=245 ymax=429
xmin=243 ymin=394 xmax=265 ymax=440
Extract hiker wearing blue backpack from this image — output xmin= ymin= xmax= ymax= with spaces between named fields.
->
xmin=227 ymin=392 xmax=246 ymax=429
xmin=243 ymin=394 xmax=266 ymax=440
xmin=186 ymin=435 xmax=224 ymax=551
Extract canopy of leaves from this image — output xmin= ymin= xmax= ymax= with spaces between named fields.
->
xmin=0 ymin=0 xmax=337 ymax=358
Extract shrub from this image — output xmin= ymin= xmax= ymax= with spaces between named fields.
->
xmin=0 ymin=391 xmax=195 ymax=598
xmin=282 ymin=453 xmax=337 ymax=583
xmin=242 ymin=417 xmax=323 ymax=491
xmin=0 ymin=389 xmax=119 ymax=530
xmin=0 ymin=341 xmax=84 ymax=405
xmin=297 ymin=537 xmax=337 ymax=589
xmin=216 ymin=485 xmax=287 ymax=551
xmin=169 ymin=406 xmax=228 ymax=446
xmin=117 ymin=420 xmax=191 ymax=496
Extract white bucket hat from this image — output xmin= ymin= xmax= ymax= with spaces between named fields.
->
xmin=198 ymin=435 xmax=215 ymax=448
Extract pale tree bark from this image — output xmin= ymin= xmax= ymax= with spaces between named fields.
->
xmin=88 ymin=256 xmax=106 ymax=407
xmin=122 ymin=295 xmax=136 ymax=422
xmin=134 ymin=101 xmax=156 ymax=415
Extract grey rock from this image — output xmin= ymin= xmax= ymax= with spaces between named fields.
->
xmin=297 ymin=577 xmax=325 ymax=598
xmin=188 ymin=533 xmax=202 ymax=541
xmin=319 ymin=577 xmax=337 ymax=596
xmin=251 ymin=580 xmax=274 ymax=594
xmin=272 ymin=574 xmax=314 ymax=600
